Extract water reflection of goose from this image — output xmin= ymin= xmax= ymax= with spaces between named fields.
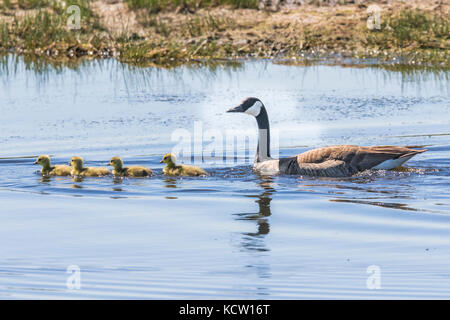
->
xmin=163 ymin=177 xmax=178 ymax=189
xmin=235 ymin=176 xmax=275 ymax=252
xmin=163 ymin=177 xmax=179 ymax=199
xmin=227 ymin=97 xmax=427 ymax=177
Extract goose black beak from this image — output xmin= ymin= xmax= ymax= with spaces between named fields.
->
xmin=160 ymin=160 xmax=164 ymax=163
xmin=33 ymin=161 xmax=38 ymax=165
xmin=227 ymin=104 xmax=244 ymax=113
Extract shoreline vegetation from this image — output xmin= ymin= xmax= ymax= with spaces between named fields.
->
xmin=0 ymin=0 xmax=448 ymax=69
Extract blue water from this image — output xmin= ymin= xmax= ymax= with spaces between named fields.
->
xmin=0 ymin=56 xmax=449 ymax=298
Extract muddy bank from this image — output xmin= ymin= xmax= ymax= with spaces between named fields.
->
xmin=0 ymin=0 xmax=448 ymax=68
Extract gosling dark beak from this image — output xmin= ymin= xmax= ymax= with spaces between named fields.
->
xmin=33 ymin=161 xmax=38 ymax=165
xmin=227 ymin=103 xmax=244 ymax=113
xmin=160 ymin=160 xmax=164 ymax=163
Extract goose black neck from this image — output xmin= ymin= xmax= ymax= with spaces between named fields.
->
xmin=255 ymin=107 xmax=270 ymax=162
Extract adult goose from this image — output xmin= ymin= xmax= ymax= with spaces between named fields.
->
xmin=227 ymin=97 xmax=426 ymax=177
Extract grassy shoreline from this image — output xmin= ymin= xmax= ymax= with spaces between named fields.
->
xmin=0 ymin=0 xmax=448 ymax=69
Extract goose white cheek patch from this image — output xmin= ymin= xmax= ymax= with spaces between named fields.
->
xmin=245 ymin=101 xmax=262 ymax=117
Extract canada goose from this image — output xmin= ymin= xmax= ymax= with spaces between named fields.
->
xmin=70 ymin=156 xmax=111 ymax=177
xmin=34 ymin=155 xmax=71 ymax=176
xmin=227 ymin=97 xmax=426 ymax=177
xmin=160 ymin=153 xmax=207 ymax=176
xmin=109 ymin=156 xmax=153 ymax=177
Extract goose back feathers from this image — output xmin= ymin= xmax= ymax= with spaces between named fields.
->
xmin=280 ymin=145 xmax=426 ymax=177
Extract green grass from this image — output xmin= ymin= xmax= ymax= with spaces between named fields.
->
xmin=391 ymin=10 xmax=448 ymax=48
xmin=140 ymin=15 xmax=174 ymax=36
xmin=0 ymin=0 xmax=102 ymax=55
xmin=119 ymin=41 xmax=185 ymax=67
xmin=1 ymin=2 xmax=448 ymax=68
xmin=184 ymin=14 xmax=235 ymax=37
xmin=367 ymin=9 xmax=449 ymax=50
xmin=1 ymin=0 xmax=13 ymax=10
xmin=1 ymin=0 xmax=93 ymax=11
xmin=137 ymin=11 xmax=236 ymax=38
xmin=51 ymin=0 xmax=95 ymax=21
xmin=18 ymin=0 xmax=50 ymax=10
xmin=12 ymin=10 xmax=72 ymax=50
xmin=126 ymin=0 xmax=258 ymax=12
xmin=0 ymin=23 xmax=10 ymax=50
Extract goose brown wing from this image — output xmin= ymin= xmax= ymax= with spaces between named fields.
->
xmin=296 ymin=145 xmax=426 ymax=173
xmin=279 ymin=157 xmax=351 ymax=177
xmin=296 ymin=145 xmax=361 ymax=164
xmin=297 ymin=160 xmax=351 ymax=177
xmin=349 ymin=146 xmax=426 ymax=170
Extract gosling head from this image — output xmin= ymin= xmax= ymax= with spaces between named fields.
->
xmin=160 ymin=153 xmax=176 ymax=165
xmin=70 ymin=156 xmax=84 ymax=170
xmin=109 ymin=156 xmax=123 ymax=169
xmin=34 ymin=155 xmax=51 ymax=167
xmin=227 ymin=97 xmax=264 ymax=117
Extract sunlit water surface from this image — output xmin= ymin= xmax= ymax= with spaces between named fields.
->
xmin=0 ymin=56 xmax=449 ymax=299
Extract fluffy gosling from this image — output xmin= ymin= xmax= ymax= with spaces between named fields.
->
xmin=109 ymin=156 xmax=153 ymax=177
xmin=70 ymin=156 xmax=111 ymax=177
xmin=160 ymin=153 xmax=206 ymax=176
xmin=34 ymin=155 xmax=72 ymax=176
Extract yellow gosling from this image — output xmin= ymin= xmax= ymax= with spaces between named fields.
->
xmin=109 ymin=156 xmax=153 ymax=177
xmin=70 ymin=156 xmax=111 ymax=177
xmin=160 ymin=153 xmax=206 ymax=177
xmin=34 ymin=155 xmax=71 ymax=176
